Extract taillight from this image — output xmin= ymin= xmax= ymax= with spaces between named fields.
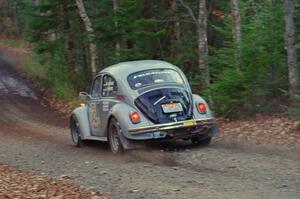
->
xmin=116 ymin=95 xmax=126 ymax=101
xmin=197 ymin=103 xmax=206 ymax=113
xmin=129 ymin=111 xmax=141 ymax=124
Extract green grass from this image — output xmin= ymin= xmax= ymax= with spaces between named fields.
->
xmin=288 ymin=106 xmax=300 ymax=119
xmin=23 ymin=53 xmax=76 ymax=101
xmin=288 ymin=94 xmax=300 ymax=119
xmin=23 ymin=53 xmax=48 ymax=87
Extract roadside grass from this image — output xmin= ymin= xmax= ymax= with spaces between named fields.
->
xmin=288 ymin=107 xmax=300 ymax=119
xmin=23 ymin=52 xmax=77 ymax=101
xmin=23 ymin=53 xmax=47 ymax=86
xmin=288 ymin=95 xmax=300 ymax=119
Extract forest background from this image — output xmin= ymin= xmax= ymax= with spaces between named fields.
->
xmin=0 ymin=0 xmax=299 ymax=118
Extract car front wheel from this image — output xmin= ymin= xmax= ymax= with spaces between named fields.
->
xmin=108 ymin=118 xmax=124 ymax=154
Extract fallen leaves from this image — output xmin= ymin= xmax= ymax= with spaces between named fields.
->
xmin=0 ymin=164 xmax=109 ymax=199
xmin=218 ymin=114 xmax=300 ymax=147
xmin=40 ymin=88 xmax=75 ymax=117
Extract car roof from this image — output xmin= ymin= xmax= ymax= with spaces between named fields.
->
xmin=99 ymin=60 xmax=178 ymax=78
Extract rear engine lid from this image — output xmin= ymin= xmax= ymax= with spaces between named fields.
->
xmin=135 ymin=88 xmax=193 ymax=124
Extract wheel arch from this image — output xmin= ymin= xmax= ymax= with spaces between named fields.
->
xmin=192 ymin=94 xmax=214 ymax=118
xmin=106 ymin=115 xmax=116 ymax=137
xmin=106 ymin=102 xmax=150 ymax=139
xmin=71 ymin=106 xmax=91 ymax=140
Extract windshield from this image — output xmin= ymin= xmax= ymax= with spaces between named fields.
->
xmin=128 ymin=69 xmax=184 ymax=89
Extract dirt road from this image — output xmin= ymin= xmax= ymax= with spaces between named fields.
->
xmin=0 ymin=54 xmax=299 ymax=199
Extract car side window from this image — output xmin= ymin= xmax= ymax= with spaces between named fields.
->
xmin=91 ymin=76 xmax=102 ymax=98
xmin=102 ymin=75 xmax=117 ymax=97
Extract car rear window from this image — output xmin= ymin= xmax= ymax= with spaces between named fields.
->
xmin=128 ymin=69 xmax=184 ymax=89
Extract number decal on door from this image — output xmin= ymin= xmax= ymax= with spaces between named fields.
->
xmin=90 ymin=103 xmax=101 ymax=129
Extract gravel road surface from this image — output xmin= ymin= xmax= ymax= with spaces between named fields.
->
xmin=0 ymin=54 xmax=299 ymax=199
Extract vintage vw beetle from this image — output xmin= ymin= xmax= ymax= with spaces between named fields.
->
xmin=70 ymin=60 xmax=220 ymax=154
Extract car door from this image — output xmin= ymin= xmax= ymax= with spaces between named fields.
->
xmin=88 ymin=75 xmax=102 ymax=136
xmin=99 ymin=74 xmax=118 ymax=136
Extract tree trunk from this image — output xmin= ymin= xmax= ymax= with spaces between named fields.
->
xmin=170 ymin=0 xmax=180 ymax=57
xmin=62 ymin=1 xmax=76 ymax=83
xmin=230 ymin=0 xmax=241 ymax=52
xmin=12 ymin=1 xmax=20 ymax=36
xmin=75 ymin=0 xmax=98 ymax=78
xmin=230 ymin=0 xmax=242 ymax=68
xmin=112 ymin=0 xmax=120 ymax=57
xmin=284 ymin=0 xmax=299 ymax=95
xmin=198 ymin=0 xmax=209 ymax=89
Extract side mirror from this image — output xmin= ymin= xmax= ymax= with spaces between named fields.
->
xmin=79 ymin=92 xmax=91 ymax=101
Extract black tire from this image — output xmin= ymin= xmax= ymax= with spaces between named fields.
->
xmin=70 ymin=115 xmax=84 ymax=147
xmin=191 ymin=136 xmax=212 ymax=146
xmin=108 ymin=118 xmax=124 ymax=154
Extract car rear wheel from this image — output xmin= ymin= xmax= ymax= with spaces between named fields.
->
xmin=191 ymin=136 xmax=212 ymax=145
xmin=108 ymin=118 xmax=124 ymax=154
xmin=70 ymin=115 xmax=84 ymax=147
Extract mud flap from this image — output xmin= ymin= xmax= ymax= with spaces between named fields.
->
xmin=116 ymin=122 xmax=144 ymax=150
xmin=118 ymin=132 xmax=145 ymax=150
xmin=208 ymin=123 xmax=221 ymax=137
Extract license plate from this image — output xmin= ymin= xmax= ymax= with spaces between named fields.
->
xmin=183 ymin=121 xmax=197 ymax=127
xmin=161 ymin=103 xmax=183 ymax=113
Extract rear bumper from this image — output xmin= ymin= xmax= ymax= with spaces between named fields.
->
xmin=128 ymin=117 xmax=216 ymax=135
xmin=121 ymin=118 xmax=219 ymax=149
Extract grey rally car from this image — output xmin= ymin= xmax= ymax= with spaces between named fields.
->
xmin=70 ymin=60 xmax=220 ymax=154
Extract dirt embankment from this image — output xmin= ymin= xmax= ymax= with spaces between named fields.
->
xmin=0 ymin=43 xmax=75 ymax=116
xmin=0 ymin=44 xmax=30 ymax=68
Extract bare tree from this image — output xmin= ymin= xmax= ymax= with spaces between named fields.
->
xmin=170 ymin=0 xmax=181 ymax=57
xmin=0 ymin=0 xmax=20 ymax=37
xmin=198 ymin=0 xmax=209 ymax=89
xmin=230 ymin=0 xmax=241 ymax=52
xmin=62 ymin=1 xmax=76 ymax=83
xmin=76 ymin=0 xmax=98 ymax=77
xmin=284 ymin=0 xmax=299 ymax=95
xmin=178 ymin=0 xmax=209 ymax=89
xmin=112 ymin=0 xmax=120 ymax=57
xmin=230 ymin=0 xmax=242 ymax=68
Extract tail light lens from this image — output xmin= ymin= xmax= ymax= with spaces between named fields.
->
xmin=197 ymin=103 xmax=206 ymax=114
xmin=116 ymin=95 xmax=126 ymax=101
xmin=129 ymin=111 xmax=141 ymax=124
